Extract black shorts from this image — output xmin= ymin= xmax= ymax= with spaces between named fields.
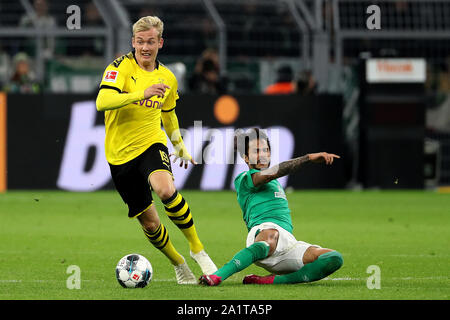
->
xmin=109 ymin=143 xmax=173 ymax=218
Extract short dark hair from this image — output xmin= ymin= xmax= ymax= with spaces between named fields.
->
xmin=234 ymin=127 xmax=271 ymax=159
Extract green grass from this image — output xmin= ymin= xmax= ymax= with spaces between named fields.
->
xmin=0 ymin=190 xmax=449 ymax=300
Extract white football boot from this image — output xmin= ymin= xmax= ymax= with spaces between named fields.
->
xmin=190 ymin=250 xmax=218 ymax=275
xmin=174 ymin=258 xmax=198 ymax=284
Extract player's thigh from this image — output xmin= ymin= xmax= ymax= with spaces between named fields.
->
xmin=148 ymin=171 xmax=176 ymax=200
xmin=254 ymin=229 xmax=279 ymax=255
xmin=249 ymin=225 xmax=301 ymax=274
xmin=302 ymin=247 xmax=333 ymax=265
xmin=109 ymin=161 xmax=153 ymax=218
xmin=137 ymin=143 xmax=175 ymax=199
xmin=266 ymin=242 xmax=323 ymax=274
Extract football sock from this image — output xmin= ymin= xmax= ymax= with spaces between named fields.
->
xmin=214 ymin=242 xmax=270 ymax=281
xmin=142 ymin=223 xmax=185 ymax=266
xmin=273 ymin=251 xmax=343 ymax=284
xmin=163 ymin=191 xmax=204 ymax=254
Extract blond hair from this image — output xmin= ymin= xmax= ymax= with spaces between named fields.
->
xmin=132 ymin=16 xmax=164 ymax=38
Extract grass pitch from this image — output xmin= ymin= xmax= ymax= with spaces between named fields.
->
xmin=0 ymin=190 xmax=448 ymax=300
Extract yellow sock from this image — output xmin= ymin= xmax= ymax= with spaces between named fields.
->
xmin=142 ymin=223 xmax=184 ymax=266
xmin=163 ymin=191 xmax=204 ymax=254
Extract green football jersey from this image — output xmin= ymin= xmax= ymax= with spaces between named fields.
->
xmin=234 ymin=169 xmax=293 ymax=233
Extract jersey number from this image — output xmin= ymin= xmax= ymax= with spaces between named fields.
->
xmin=112 ymin=55 xmax=126 ymax=68
xmin=160 ymin=150 xmax=170 ymax=164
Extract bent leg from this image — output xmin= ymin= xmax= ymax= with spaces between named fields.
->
xmin=150 ymin=171 xmax=204 ymax=254
xmin=137 ymin=205 xmax=185 ymax=266
xmin=212 ymin=229 xmax=277 ymax=282
xmin=273 ymin=247 xmax=343 ymax=284
xmin=212 ymin=241 xmax=270 ymax=282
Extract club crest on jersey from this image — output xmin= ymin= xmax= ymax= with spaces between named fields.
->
xmin=104 ymin=70 xmax=118 ymax=82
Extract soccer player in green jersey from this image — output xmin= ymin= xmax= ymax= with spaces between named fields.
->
xmin=199 ymin=128 xmax=343 ymax=286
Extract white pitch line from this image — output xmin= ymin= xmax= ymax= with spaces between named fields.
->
xmin=323 ymin=277 xmax=363 ymax=281
xmin=0 ymin=279 xmax=177 ymax=283
xmin=324 ymin=277 xmax=449 ymax=281
xmin=1 ymin=277 xmax=447 ymax=284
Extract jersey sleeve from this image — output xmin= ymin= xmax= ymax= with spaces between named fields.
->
xmin=162 ymin=76 xmax=179 ymax=112
xmin=234 ymin=169 xmax=260 ymax=193
xmin=99 ymin=59 xmax=129 ymax=93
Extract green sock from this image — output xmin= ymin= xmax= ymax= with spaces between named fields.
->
xmin=273 ymin=251 xmax=343 ymax=284
xmin=214 ymin=242 xmax=270 ymax=281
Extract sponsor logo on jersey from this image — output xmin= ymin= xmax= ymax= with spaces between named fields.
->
xmin=133 ymin=98 xmax=163 ymax=109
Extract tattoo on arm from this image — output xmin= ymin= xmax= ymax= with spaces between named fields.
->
xmin=266 ymin=155 xmax=310 ymax=178
xmin=253 ymin=155 xmax=310 ymax=186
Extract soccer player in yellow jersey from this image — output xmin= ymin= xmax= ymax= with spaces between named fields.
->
xmin=96 ymin=16 xmax=217 ymax=284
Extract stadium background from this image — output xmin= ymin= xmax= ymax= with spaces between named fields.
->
xmin=0 ymin=0 xmax=450 ymax=190
xmin=0 ymin=0 xmax=449 ymax=303
xmin=0 ymin=0 xmax=449 ymax=192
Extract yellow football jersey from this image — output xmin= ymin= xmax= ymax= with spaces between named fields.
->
xmin=98 ymin=51 xmax=179 ymax=165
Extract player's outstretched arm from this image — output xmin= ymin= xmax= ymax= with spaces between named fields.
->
xmin=251 ymin=152 xmax=340 ymax=187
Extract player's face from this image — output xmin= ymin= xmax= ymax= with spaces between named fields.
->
xmin=132 ymin=28 xmax=163 ymax=67
xmin=246 ymin=138 xmax=271 ymax=170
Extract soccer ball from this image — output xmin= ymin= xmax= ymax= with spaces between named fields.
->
xmin=115 ymin=254 xmax=153 ymax=288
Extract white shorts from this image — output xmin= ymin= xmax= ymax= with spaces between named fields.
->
xmin=246 ymin=222 xmax=320 ymax=275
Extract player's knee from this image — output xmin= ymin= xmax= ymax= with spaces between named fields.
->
xmin=304 ymin=247 xmax=331 ymax=264
xmin=264 ymin=239 xmax=278 ymax=256
xmin=255 ymin=229 xmax=278 ymax=255
xmin=141 ymin=220 xmax=160 ymax=233
xmin=319 ymin=250 xmax=344 ymax=272
xmin=328 ymin=251 xmax=344 ymax=270
xmin=155 ymin=187 xmax=176 ymax=202
xmin=251 ymin=241 xmax=271 ymax=260
xmin=137 ymin=209 xmax=160 ymax=233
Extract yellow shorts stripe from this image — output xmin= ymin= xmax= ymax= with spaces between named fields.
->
xmin=130 ymin=201 xmax=154 ymax=219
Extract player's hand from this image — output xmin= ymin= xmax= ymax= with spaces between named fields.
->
xmin=144 ymin=83 xmax=170 ymax=99
xmin=308 ymin=152 xmax=340 ymax=165
xmin=170 ymin=146 xmax=198 ymax=169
